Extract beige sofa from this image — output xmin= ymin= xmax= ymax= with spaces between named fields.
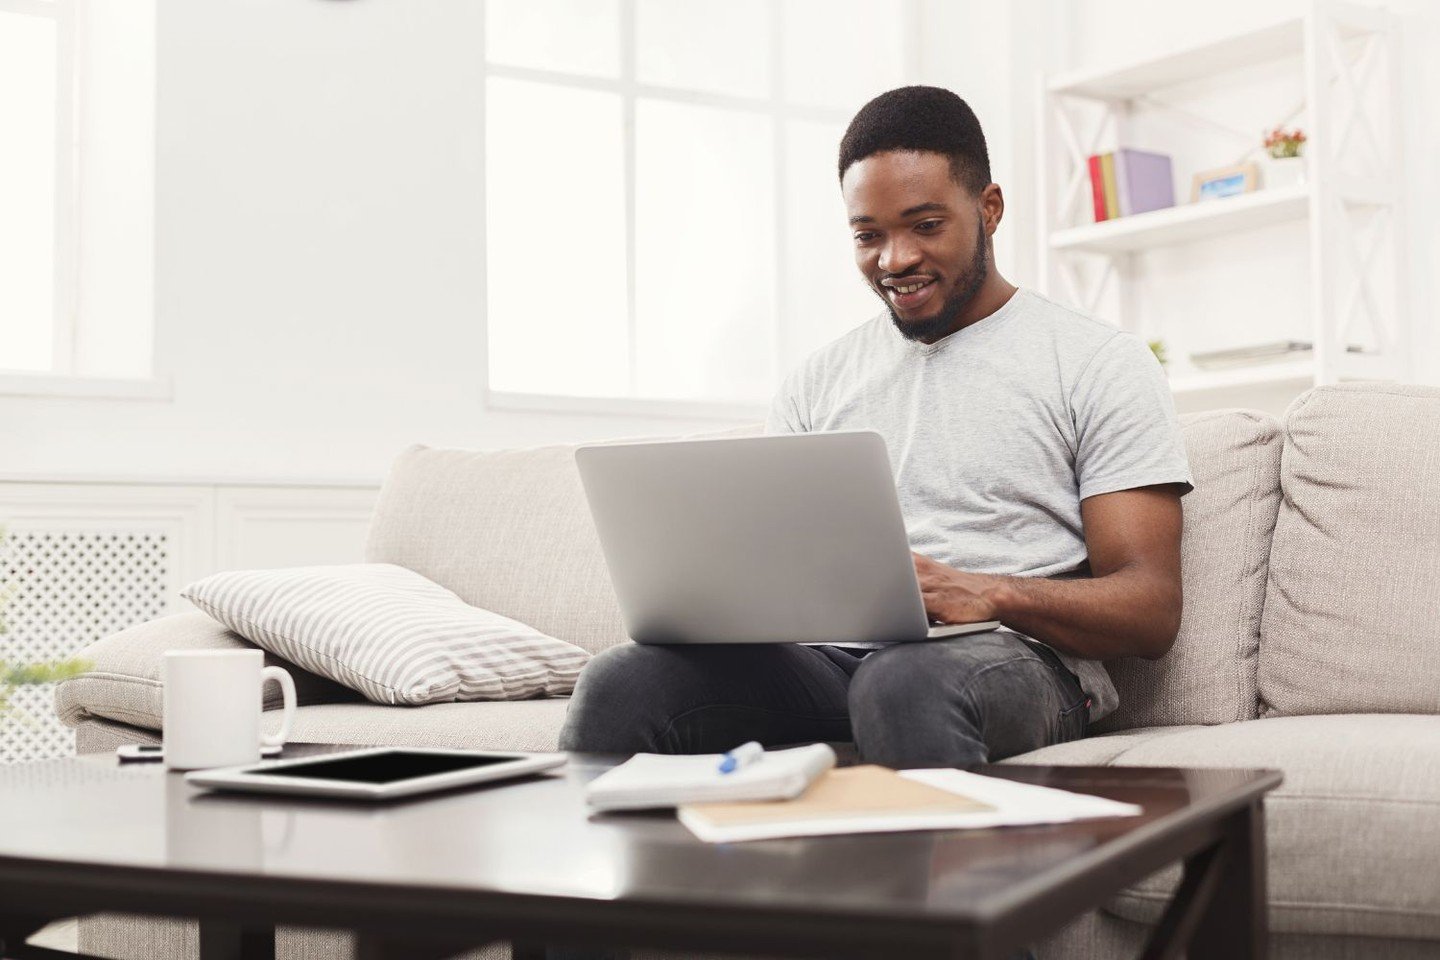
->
xmin=56 ymin=382 xmax=1440 ymax=960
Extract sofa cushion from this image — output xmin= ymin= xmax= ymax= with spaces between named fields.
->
xmin=1093 ymin=714 xmax=1440 ymax=940
xmin=182 ymin=563 xmax=590 ymax=705
xmin=55 ymin=611 xmax=361 ymax=731
xmin=76 ymin=917 xmax=509 ymax=960
xmin=1000 ymin=725 xmax=1202 ymax=766
xmin=1260 ymin=383 xmax=1440 ymax=717
xmin=1037 ymin=909 xmax=1440 ymax=960
xmin=1093 ymin=409 xmax=1282 ymax=732
xmin=282 ymin=698 xmax=571 ymax=753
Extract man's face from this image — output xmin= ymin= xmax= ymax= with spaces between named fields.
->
xmin=842 ymin=150 xmax=989 ymax=343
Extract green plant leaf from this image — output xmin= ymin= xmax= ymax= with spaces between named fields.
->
xmin=4 ymin=658 xmax=92 ymax=687
xmin=2 ymin=657 xmax=92 ymax=723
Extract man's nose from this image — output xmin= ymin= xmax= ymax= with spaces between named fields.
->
xmin=878 ymin=235 xmax=922 ymax=275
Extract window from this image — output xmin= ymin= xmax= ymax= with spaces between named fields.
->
xmin=0 ymin=0 xmax=75 ymax=375
xmin=483 ymin=0 xmax=914 ymax=413
xmin=0 ymin=0 xmax=157 ymax=394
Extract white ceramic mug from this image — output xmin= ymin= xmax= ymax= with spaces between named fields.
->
xmin=162 ymin=649 xmax=296 ymax=770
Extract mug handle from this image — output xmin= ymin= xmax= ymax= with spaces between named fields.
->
xmin=260 ymin=666 xmax=297 ymax=748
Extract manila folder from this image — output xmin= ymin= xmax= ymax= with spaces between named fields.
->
xmin=679 ymin=764 xmax=995 ymax=843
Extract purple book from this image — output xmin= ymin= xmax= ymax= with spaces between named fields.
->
xmin=1113 ymin=149 xmax=1174 ymax=216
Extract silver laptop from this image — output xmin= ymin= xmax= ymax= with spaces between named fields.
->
xmin=574 ymin=430 xmax=1000 ymax=645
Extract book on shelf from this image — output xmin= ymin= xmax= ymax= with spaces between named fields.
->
xmin=1100 ymin=153 xmax=1120 ymax=219
xmin=1087 ymin=149 xmax=1175 ymax=222
xmin=1087 ymin=155 xmax=1107 ymax=223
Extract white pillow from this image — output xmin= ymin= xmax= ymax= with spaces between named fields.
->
xmin=181 ymin=564 xmax=590 ymax=706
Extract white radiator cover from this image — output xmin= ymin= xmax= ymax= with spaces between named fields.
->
xmin=0 ymin=480 xmax=378 ymax=763
xmin=2 ymin=529 xmax=170 ymax=762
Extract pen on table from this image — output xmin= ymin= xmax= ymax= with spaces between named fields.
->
xmin=717 ymin=741 xmax=764 ymax=774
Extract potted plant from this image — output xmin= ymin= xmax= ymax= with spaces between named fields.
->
xmin=1 ymin=528 xmax=90 ymax=730
xmin=1148 ymin=339 xmax=1168 ymax=367
xmin=1262 ymin=126 xmax=1307 ymax=190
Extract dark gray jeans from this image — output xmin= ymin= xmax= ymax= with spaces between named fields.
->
xmin=557 ymin=629 xmax=1091 ymax=769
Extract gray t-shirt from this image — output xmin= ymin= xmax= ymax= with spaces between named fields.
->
xmin=765 ymin=287 xmax=1194 ymax=723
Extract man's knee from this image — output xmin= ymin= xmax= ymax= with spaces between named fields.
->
xmin=558 ymin=643 xmax=673 ymax=753
xmin=850 ymin=632 xmax=1018 ymax=702
xmin=849 ymin=639 xmax=973 ymax=719
xmin=848 ymin=631 xmax=1051 ymax=768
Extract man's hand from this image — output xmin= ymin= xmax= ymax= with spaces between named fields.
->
xmin=912 ymin=552 xmax=1002 ymax=624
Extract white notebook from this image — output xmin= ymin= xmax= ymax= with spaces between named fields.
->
xmin=584 ymin=744 xmax=836 ymax=812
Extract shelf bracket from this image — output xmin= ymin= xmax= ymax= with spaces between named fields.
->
xmin=1326 ymin=28 xmax=1385 ymax=176
xmin=1336 ymin=204 xmax=1391 ymax=353
xmin=1058 ymin=256 xmax=1114 ymax=317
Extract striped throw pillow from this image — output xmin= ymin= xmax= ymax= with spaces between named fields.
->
xmin=181 ymin=564 xmax=590 ymax=705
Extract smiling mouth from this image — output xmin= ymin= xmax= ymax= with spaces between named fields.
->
xmin=890 ymin=280 xmax=930 ymax=295
xmin=882 ymin=277 xmax=938 ymax=310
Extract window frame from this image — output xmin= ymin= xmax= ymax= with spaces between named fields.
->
xmin=479 ymin=0 xmax=919 ymax=419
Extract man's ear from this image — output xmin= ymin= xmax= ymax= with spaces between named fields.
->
xmin=980 ymin=183 xmax=1005 ymax=235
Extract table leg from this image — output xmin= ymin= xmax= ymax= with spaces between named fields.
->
xmin=198 ymin=920 xmax=275 ymax=960
xmin=1189 ymin=800 xmax=1267 ymax=959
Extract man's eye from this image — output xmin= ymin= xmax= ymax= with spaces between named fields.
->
xmin=916 ymin=220 xmax=941 ymax=231
xmin=854 ymin=232 xmax=877 ymax=244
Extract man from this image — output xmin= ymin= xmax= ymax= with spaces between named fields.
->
xmin=558 ymin=85 xmax=1193 ymax=770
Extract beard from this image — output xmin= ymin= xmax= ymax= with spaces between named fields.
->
xmin=886 ymin=218 xmax=990 ymax=343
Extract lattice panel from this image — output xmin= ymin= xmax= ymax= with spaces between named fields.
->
xmin=1 ymin=530 xmax=170 ymax=763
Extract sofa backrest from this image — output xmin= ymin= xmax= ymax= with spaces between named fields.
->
xmin=366 ymin=442 xmax=632 ymax=656
xmin=1258 ymin=383 xmax=1440 ymax=717
xmin=369 ymin=410 xmax=1287 ymax=731
xmin=1093 ymin=408 xmax=1283 ymax=732
xmin=365 ymin=427 xmax=762 ymax=656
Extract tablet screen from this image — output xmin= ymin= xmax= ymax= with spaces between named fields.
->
xmin=261 ymin=751 xmax=516 ymax=784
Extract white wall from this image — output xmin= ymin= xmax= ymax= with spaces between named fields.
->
xmin=916 ymin=0 xmax=1068 ymax=295
xmin=2 ymin=0 xmax=750 ymax=486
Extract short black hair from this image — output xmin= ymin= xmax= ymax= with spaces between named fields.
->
xmin=837 ymin=86 xmax=991 ymax=195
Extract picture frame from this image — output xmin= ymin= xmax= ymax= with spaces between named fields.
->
xmin=1190 ymin=162 xmax=1259 ymax=203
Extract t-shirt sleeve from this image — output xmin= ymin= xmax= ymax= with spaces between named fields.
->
xmin=1070 ymin=332 xmax=1194 ymax=500
xmin=765 ymin=367 xmax=809 ymax=435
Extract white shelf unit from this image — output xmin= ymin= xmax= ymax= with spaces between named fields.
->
xmin=1036 ymin=0 xmax=1409 ymax=396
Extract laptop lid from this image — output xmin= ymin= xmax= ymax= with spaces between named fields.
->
xmin=575 ymin=431 xmax=931 ymax=645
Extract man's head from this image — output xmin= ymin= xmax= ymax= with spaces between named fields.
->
xmin=838 ymin=86 xmax=1001 ymax=343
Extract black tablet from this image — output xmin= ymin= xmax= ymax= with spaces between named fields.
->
xmin=185 ymin=747 xmax=566 ymax=799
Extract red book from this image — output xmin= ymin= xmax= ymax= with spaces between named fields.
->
xmin=1087 ymin=154 xmax=1108 ymax=222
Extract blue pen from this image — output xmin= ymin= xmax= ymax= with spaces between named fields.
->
xmin=718 ymin=741 xmax=764 ymax=774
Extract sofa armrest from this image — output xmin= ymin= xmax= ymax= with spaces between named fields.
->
xmin=54 ymin=610 xmax=362 ymax=732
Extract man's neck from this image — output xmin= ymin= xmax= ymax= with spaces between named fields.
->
xmin=917 ymin=273 xmax=1019 ymax=345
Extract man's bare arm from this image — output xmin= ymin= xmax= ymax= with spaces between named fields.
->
xmin=912 ymin=484 xmax=1184 ymax=660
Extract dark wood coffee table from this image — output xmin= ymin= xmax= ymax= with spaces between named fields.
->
xmin=0 ymin=746 xmax=1279 ymax=960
